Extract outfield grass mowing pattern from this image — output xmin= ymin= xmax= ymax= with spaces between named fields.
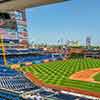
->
xmin=93 ymin=73 xmax=100 ymax=82
xmin=22 ymin=58 xmax=100 ymax=92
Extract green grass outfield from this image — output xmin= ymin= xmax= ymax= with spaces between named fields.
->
xmin=93 ymin=73 xmax=100 ymax=82
xmin=22 ymin=58 xmax=100 ymax=92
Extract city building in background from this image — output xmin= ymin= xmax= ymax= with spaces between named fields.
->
xmin=66 ymin=40 xmax=80 ymax=47
xmin=86 ymin=36 xmax=91 ymax=49
xmin=0 ymin=10 xmax=28 ymax=48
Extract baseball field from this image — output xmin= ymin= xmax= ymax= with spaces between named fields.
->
xmin=21 ymin=58 xmax=100 ymax=95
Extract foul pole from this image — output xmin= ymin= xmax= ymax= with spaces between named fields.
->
xmin=0 ymin=34 xmax=7 ymax=65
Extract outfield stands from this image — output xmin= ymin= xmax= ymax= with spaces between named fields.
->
xmin=0 ymin=48 xmax=45 ymax=55
xmin=6 ymin=55 xmax=51 ymax=64
xmin=0 ymin=49 xmax=64 ymax=64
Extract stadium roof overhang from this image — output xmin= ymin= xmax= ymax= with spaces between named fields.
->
xmin=0 ymin=0 xmax=68 ymax=12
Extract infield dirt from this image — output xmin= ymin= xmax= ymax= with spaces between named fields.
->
xmin=70 ymin=68 xmax=100 ymax=83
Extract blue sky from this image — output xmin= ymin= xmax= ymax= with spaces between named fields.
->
xmin=26 ymin=0 xmax=100 ymax=46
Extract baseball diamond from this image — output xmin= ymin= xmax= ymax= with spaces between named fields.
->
xmin=20 ymin=58 xmax=100 ymax=96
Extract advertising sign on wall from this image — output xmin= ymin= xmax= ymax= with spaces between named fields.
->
xmin=0 ymin=28 xmax=17 ymax=40
xmin=0 ymin=19 xmax=17 ymax=29
xmin=15 ymin=10 xmax=29 ymax=47
xmin=0 ymin=12 xmax=18 ymax=41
